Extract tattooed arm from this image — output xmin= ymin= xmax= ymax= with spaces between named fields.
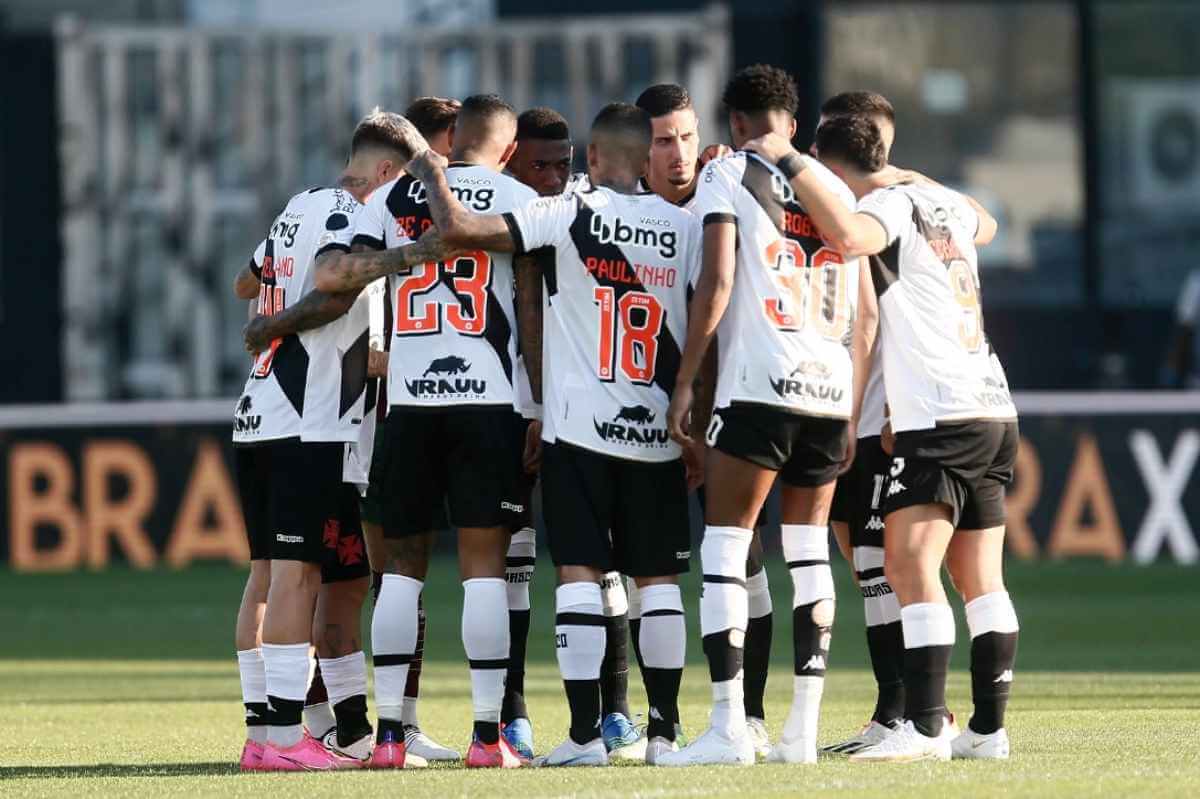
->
xmin=242 ymin=288 xmax=358 ymax=354
xmin=313 ymin=228 xmax=453 ymax=294
xmin=515 ymin=252 xmax=544 ymax=407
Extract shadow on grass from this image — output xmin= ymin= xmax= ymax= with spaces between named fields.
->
xmin=0 ymin=762 xmax=238 ymax=780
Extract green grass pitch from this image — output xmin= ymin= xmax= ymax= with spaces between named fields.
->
xmin=3 ymin=557 xmax=1198 ymax=797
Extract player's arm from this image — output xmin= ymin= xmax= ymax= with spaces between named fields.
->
xmin=242 ymin=288 xmax=359 ymax=354
xmin=234 ymin=262 xmax=259 ymax=299
xmin=743 ymin=133 xmax=888 ymax=257
xmin=845 ymin=257 xmax=878 ymax=472
xmin=407 ymin=152 xmax=517 ymax=252
xmin=889 ymin=168 xmax=999 ymax=247
xmin=515 ymin=252 xmax=544 ymax=409
xmin=313 ymin=228 xmax=453 ymax=293
xmin=667 ymin=221 xmax=736 ymax=445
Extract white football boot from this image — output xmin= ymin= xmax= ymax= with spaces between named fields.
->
xmin=403 ymin=725 xmax=461 ymax=762
xmin=321 ymin=729 xmax=373 ymax=763
xmin=951 ymin=726 xmax=1010 ymax=760
xmin=820 ymin=720 xmax=898 ymax=756
xmin=766 ymin=735 xmax=816 ymax=764
xmin=850 ymin=719 xmax=954 ymax=763
xmin=745 ymin=717 xmax=771 ymax=759
xmin=533 ymin=736 xmax=609 ymax=767
xmin=645 ymin=736 xmax=679 ymax=765
xmin=655 ymin=726 xmax=755 ymax=767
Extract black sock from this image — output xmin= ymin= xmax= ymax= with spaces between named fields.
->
xmin=333 ymin=696 xmax=372 ymax=746
xmin=743 ymin=613 xmax=772 ymax=719
xmin=702 ymin=631 xmax=744 ymax=684
xmin=600 ymin=614 xmax=631 ymax=719
xmin=376 ymin=717 xmax=405 ymax=745
xmin=244 ymin=701 xmax=268 ymax=731
xmin=403 ymin=596 xmax=425 ymax=710
xmin=473 ymin=720 xmax=500 ymax=745
xmin=867 ymin=620 xmax=906 ymax=724
xmin=903 ymin=644 xmax=952 ymax=737
xmin=267 ymin=696 xmax=304 ymax=728
xmin=969 ymin=631 xmax=1018 ymax=734
xmin=642 ymin=667 xmax=681 ymax=740
xmin=629 ymin=617 xmax=645 ymax=672
xmin=503 ymin=608 xmax=531 ymax=723
xmin=564 ymin=679 xmax=602 ymax=744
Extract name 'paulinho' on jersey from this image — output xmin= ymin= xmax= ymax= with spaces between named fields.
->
xmin=232 ymin=187 xmax=372 ymax=448
xmin=692 ymin=152 xmax=859 ymax=419
xmin=503 ymin=184 xmax=703 ymax=463
xmin=857 ymin=181 xmax=1017 ymax=432
xmin=351 ymin=164 xmax=537 ymax=409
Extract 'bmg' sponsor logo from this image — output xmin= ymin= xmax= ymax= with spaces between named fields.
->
xmin=593 ymin=404 xmax=670 ymax=448
xmin=590 ymin=213 xmax=677 ymax=258
xmin=405 ymin=356 xmax=487 ymax=398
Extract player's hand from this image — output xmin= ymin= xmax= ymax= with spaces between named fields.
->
xmin=667 ymin=383 xmax=695 ymax=447
xmin=698 ymin=143 xmax=732 ymax=167
xmin=416 ymin=227 xmax=459 ymax=263
xmin=367 ymin=348 xmax=388 ymax=378
xmin=884 ymin=165 xmax=935 ymax=187
xmin=683 ymin=440 xmax=706 ymax=491
xmin=881 ymin=420 xmax=895 ymax=456
xmin=523 ymin=419 xmax=543 ymax=474
xmin=406 ymin=148 xmax=448 ymax=180
xmin=242 ymin=315 xmax=274 ymax=354
xmin=741 ymin=132 xmax=797 ymax=166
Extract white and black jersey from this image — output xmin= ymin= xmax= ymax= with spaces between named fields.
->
xmin=858 ymin=348 xmax=886 ymax=439
xmin=232 ymin=187 xmax=371 ymax=448
xmin=691 ymin=152 xmax=859 ymax=419
xmin=351 ymin=164 xmax=538 ymax=409
xmin=342 ymin=276 xmax=389 ymax=489
xmin=503 ymin=185 xmax=703 ymax=462
xmin=857 ymin=182 xmax=1017 ymax=432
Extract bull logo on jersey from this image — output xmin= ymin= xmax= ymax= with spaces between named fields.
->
xmin=424 ymin=355 xmax=472 ymax=376
xmin=593 ymin=404 xmax=670 ymax=448
xmin=614 ymin=404 xmax=655 ymax=424
xmin=405 ymin=355 xmax=486 ymax=398
xmin=233 ymin=394 xmax=262 ymax=434
xmin=589 ymin=213 xmax=677 ymax=258
xmin=790 ymin=360 xmax=833 ymax=380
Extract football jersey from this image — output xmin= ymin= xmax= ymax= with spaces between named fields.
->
xmin=691 ymin=152 xmax=859 ymax=419
xmin=857 ymin=182 xmax=1017 ymax=432
xmin=343 ymin=276 xmax=389 ymax=489
xmin=232 ymin=187 xmax=370 ymax=447
xmin=504 ymin=184 xmax=703 ymax=462
xmin=858 ymin=345 xmax=886 ymax=439
xmin=350 ymin=164 xmax=537 ymax=409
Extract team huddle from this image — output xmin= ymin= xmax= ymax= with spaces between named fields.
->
xmin=229 ymin=64 xmax=1021 ymax=771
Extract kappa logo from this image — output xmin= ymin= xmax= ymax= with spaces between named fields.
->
xmin=589 ymin=212 xmax=677 ymax=258
xmin=864 ymin=515 xmax=885 ymax=532
xmin=887 ymin=480 xmax=907 ymax=497
xmin=275 ymin=533 xmax=303 ymax=544
xmin=994 ymin=669 xmax=1014 ymax=683
xmin=233 ymin=395 xmax=262 ymax=434
xmin=802 ymin=655 xmax=826 ymax=672
xmin=406 ymin=356 xmax=487 ymax=398
xmin=649 ymin=707 xmax=665 ymax=722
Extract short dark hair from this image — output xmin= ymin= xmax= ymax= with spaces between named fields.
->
xmin=815 ymin=115 xmax=887 ymax=173
xmin=722 ymin=64 xmax=798 ymax=116
xmin=820 ymin=91 xmax=895 ymax=124
xmin=635 ymin=83 xmax=692 ymax=118
xmin=403 ymin=96 xmax=460 ymax=138
xmin=591 ymin=102 xmax=652 ymax=140
xmin=350 ymin=108 xmax=422 ymax=158
xmin=459 ymin=93 xmax=516 ymax=125
xmin=517 ymin=107 xmax=570 ymax=141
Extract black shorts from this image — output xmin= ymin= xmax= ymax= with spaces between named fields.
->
xmin=541 ymin=441 xmax=691 ymax=577
xmin=883 ymin=420 xmax=1019 ymax=529
xmin=830 ymin=435 xmax=889 ymax=549
xmin=376 ymin=406 xmax=525 ymax=538
xmin=510 ymin=415 xmax=537 ymax=532
xmin=235 ymin=440 xmax=370 ymax=583
xmin=707 ymin=403 xmax=849 ymax=487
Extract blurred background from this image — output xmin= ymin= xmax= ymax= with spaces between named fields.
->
xmin=0 ymin=0 xmax=1197 ymax=574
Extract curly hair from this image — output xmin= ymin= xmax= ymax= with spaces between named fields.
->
xmin=814 ymin=114 xmax=887 ymax=173
xmin=722 ymin=64 xmax=799 ymax=116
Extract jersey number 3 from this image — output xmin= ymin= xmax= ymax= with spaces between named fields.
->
xmin=594 ymin=287 xmax=664 ymax=384
xmin=394 ymin=252 xmax=492 ymax=336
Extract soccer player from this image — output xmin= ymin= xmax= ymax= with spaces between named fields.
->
xmin=231 ymin=109 xmax=429 ymax=771
xmin=635 ymin=82 xmax=773 ymax=757
xmin=817 ymin=91 xmax=908 ymax=755
xmin=754 ymin=113 xmax=1018 ymax=762
xmin=354 ymin=95 xmax=463 ymax=766
xmin=664 ymin=65 xmax=876 ymax=766
xmin=408 ymin=102 xmax=703 ymax=767
xmin=317 ymin=94 xmax=534 ymax=769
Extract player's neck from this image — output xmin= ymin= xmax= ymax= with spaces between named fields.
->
xmin=846 ymin=170 xmax=891 ymax=199
xmin=644 ymin=171 xmax=695 ymax=206
xmin=447 ymin=147 xmax=500 ymax=171
xmin=592 ymin=172 xmax=641 ymax=195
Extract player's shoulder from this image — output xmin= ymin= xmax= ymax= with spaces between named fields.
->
xmin=629 ymin=190 xmax=696 ymax=228
xmin=802 ymin=156 xmax=856 ymax=208
xmin=699 ymin=150 xmax=747 ymax=184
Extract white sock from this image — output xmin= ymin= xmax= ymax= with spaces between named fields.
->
xmin=237 ymin=648 xmax=267 ymax=744
xmin=555 ymin=583 xmax=606 ymax=679
xmin=321 ymin=651 xmax=368 ymax=709
xmin=262 ymin=642 xmax=311 ymax=748
xmin=638 ymin=584 xmax=685 ymax=738
xmin=600 ymin=571 xmax=629 ymax=617
xmin=462 ymin=577 xmax=510 ymax=724
xmin=712 ymin=679 xmax=746 ymax=739
xmin=781 ymin=524 xmax=835 ymax=743
xmin=747 ymin=568 xmax=773 ymax=619
xmin=506 ymin=528 xmax=536 ymax=612
xmin=625 ymin=576 xmax=642 ymax=622
xmin=700 ymin=525 xmax=752 ymax=739
xmin=372 ymin=573 xmax=422 ymax=723
xmin=303 ymin=702 xmax=335 ymax=738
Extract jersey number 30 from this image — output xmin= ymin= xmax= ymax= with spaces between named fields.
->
xmin=763 ymin=239 xmax=850 ymax=340
xmin=594 ymin=287 xmax=664 ymax=384
xmin=394 ymin=252 xmax=492 ymax=336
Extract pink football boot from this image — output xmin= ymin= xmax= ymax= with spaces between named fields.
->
xmin=260 ymin=733 xmax=343 ymax=771
xmin=239 ymin=739 xmax=265 ymax=772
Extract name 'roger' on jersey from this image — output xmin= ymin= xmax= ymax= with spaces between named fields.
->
xmin=856 ymin=181 xmax=1017 ymax=432
xmin=232 ymin=187 xmax=371 ymax=449
xmin=349 ymin=164 xmax=537 ymax=409
xmin=502 ymin=183 xmax=702 ymax=462
xmin=691 ymin=152 xmax=859 ymax=419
